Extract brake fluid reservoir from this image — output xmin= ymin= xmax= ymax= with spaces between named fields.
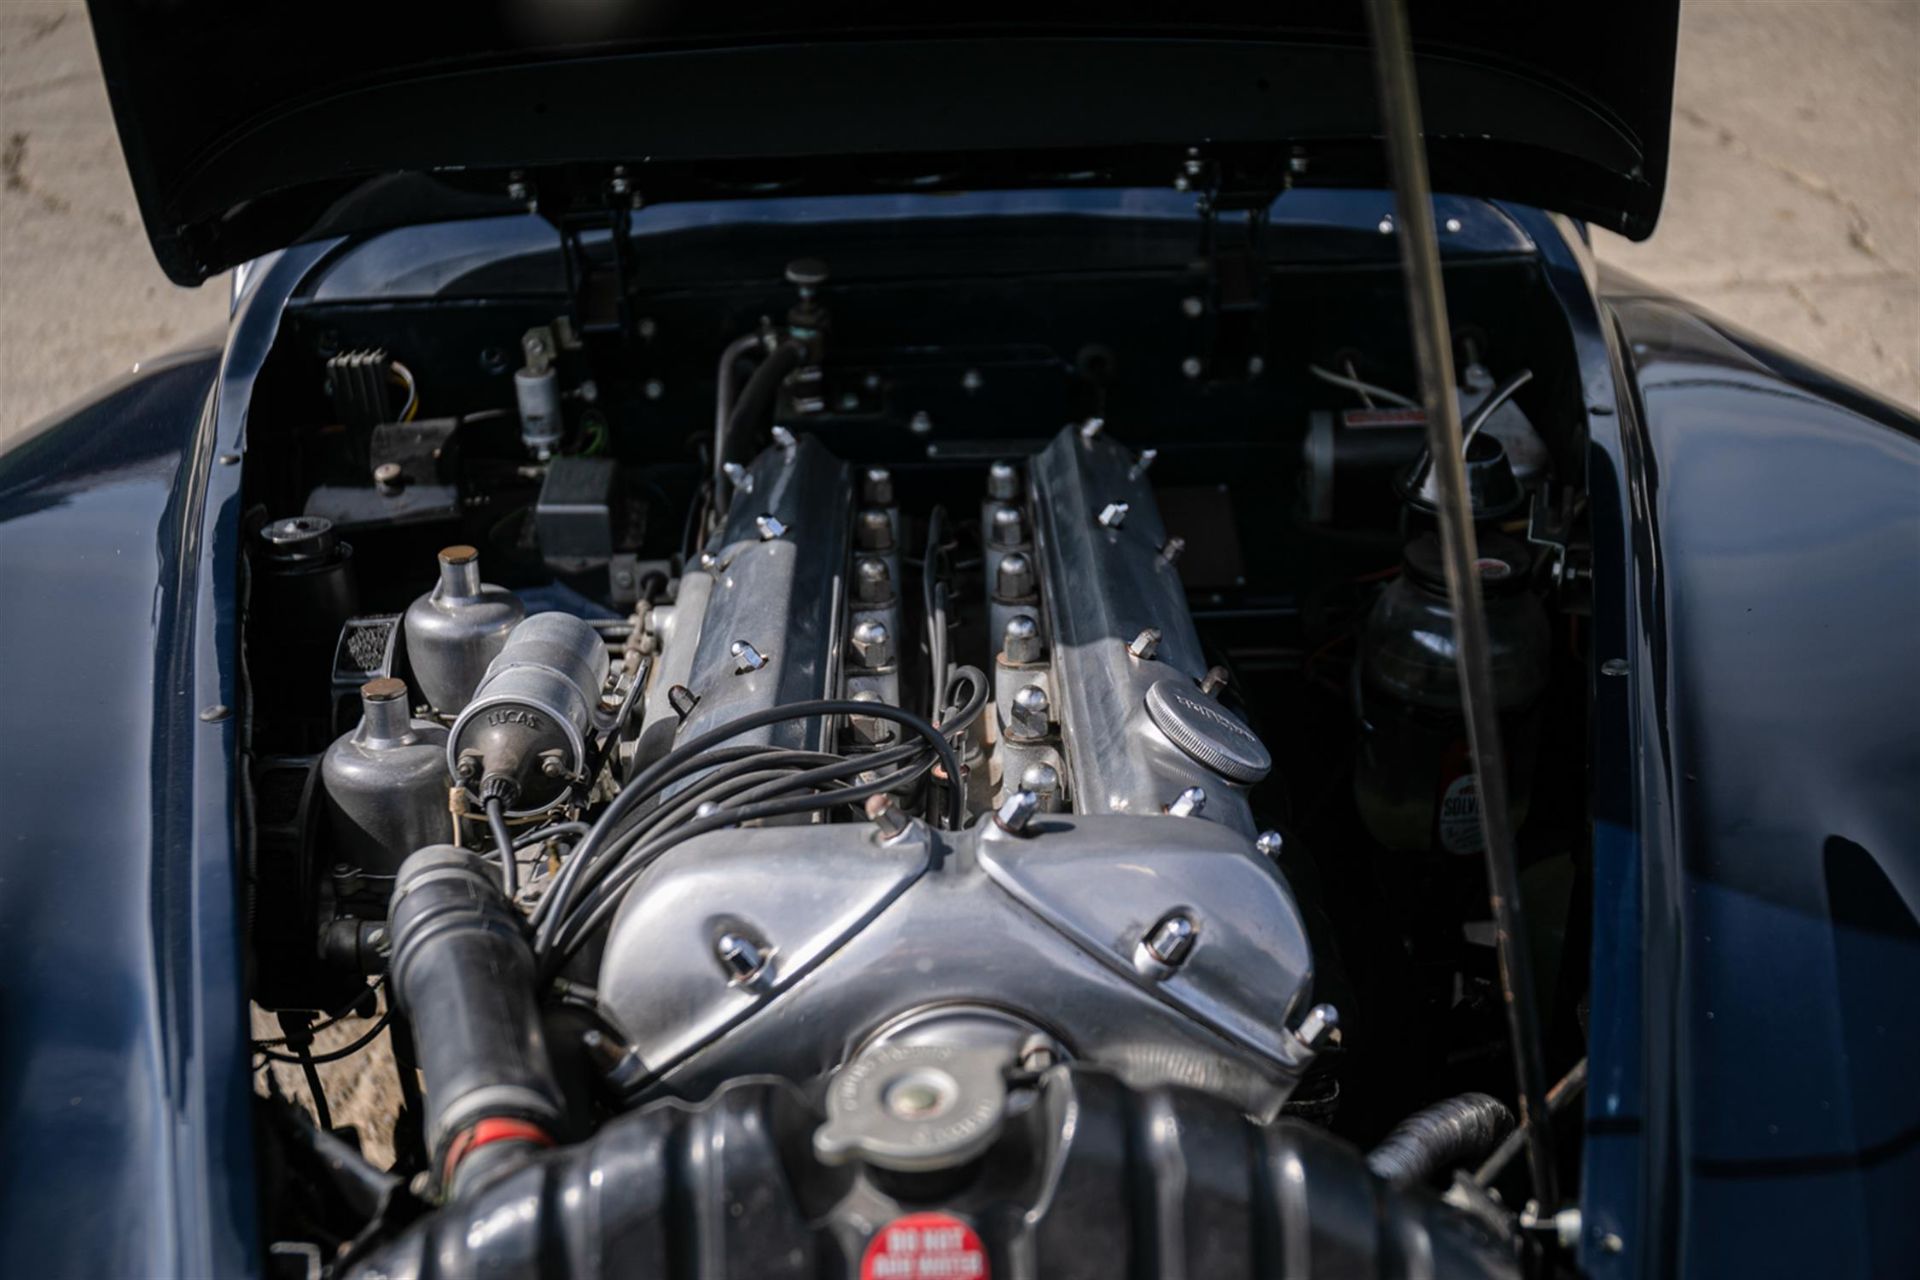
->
xmin=1352 ymin=532 xmax=1549 ymax=855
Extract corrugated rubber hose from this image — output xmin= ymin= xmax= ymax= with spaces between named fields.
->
xmin=1367 ymin=1092 xmax=1515 ymax=1188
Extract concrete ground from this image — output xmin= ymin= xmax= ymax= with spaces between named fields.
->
xmin=2 ymin=0 xmax=1915 ymax=450
xmin=1594 ymin=1 xmax=1918 ymax=408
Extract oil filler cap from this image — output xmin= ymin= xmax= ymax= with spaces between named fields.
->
xmin=814 ymin=1042 xmax=1008 ymax=1173
xmin=1144 ymin=678 xmax=1272 ymax=784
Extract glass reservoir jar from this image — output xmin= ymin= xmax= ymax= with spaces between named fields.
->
xmin=1352 ymin=532 xmax=1550 ymax=855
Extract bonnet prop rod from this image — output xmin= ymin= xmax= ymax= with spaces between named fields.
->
xmin=1362 ymin=0 xmax=1559 ymax=1208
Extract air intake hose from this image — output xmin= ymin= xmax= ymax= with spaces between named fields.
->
xmin=1367 ymin=1092 xmax=1515 ymax=1189
xmin=388 ymin=845 xmax=563 ymax=1197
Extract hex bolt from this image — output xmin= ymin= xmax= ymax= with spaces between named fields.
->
xmin=988 ymin=504 xmax=1027 ymax=548
xmin=995 ymin=551 xmax=1035 ymax=601
xmin=855 ymin=556 xmax=893 ymax=604
xmin=1199 ymin=665 xmax=1230 ymax=696
xmin=1159 ymin=535 xmax=1187 ymax=565
xmin=755 ymin=513 xmax=787 ymax=541
xmin=716 ymin=932 xmax=769 ymax=986
xmin=1097 ymin=501 xmax=1130 ymax=530
xmin=1256 ymin=830 xmax=1285 ymax=860
xmin=456 ymin=750 xmax=484 ymax=781
xmin=851 ymin=619 xmax=894 ymax=670
xmin=846 ymin=689 xmax=896 ymax=746
xmin=722 ymin=461 xmax=754 ymax=495
xmin=987 ymin=460 xmax=1021 ymax=501
xmin=1143 ymin=914 xmax=1196 ymax=966
xmin=1293 ymin=1002 xmax=1340 ymax=1051
xmin=667 ymin=684 xmax=699 ymax=721
xmin=1166 ymin=786 xmax=1207 ymax=819
xmin=1019 ymin=761 xmax=1061 ymax=807
xmin=862 ymin=467 xmax=895 ymax=507
xmin=1002 ymin=614 xmax=1041 ymax=665
xmin=993 ymin=789 xmax=1041 ymax=835
xmin=770 ymin=424 xmax=798 ymax=451
xmin=1007 ymin=684 xmax=1051 ymax=742
xmin=1128 ymin=448 xmax=1159 ymax=481
xmin=539 ymin=751 xmax=569 ymax=780
xmin=1127 ymin=628 xmax=1162 ymax=662
xmin=730 ymin=640 xmax=769 ymax=673
xmin=855 ymin=508 xmax=894 ymax=551
xmin=864 ymin=793 xmax=910 ymax=839
xmin=1079 ymin=418 xmax=1106 ymax=441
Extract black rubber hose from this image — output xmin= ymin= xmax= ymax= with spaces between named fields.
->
xmin=255 ymin=1007 xmax=393 ymax=1066
xmin=389 ymin=845 xmax=563 ymax=1197
xmin=1366 ymin=1092 xmax=1515 ymax=1189
xmin=714 ymin=339 xmax=805 ymax=518
xmin=1473 ymin=1058 xmax=1587 ymax=1187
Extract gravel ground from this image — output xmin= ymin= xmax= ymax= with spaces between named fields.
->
xmin=5 ymin=0 xmax=1915 ymax=1158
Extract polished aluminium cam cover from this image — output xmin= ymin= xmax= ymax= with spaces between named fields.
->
xmin=597 ymin=811 xmax=1317 ymax=1118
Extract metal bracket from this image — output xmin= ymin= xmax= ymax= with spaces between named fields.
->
xmin=1525 ymin=487 xmax=1592 ymax=611
xmin=1179 ymin=150 xmax=1279 ymax=382
xmin=557 ymin=167 xmax=651 ymax=349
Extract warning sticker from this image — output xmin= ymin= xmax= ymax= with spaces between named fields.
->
xmin=860 ymin=1213 xmax=990 ymax=1280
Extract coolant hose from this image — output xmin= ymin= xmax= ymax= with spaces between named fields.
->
xmin=388 ymin=845 xmax=563 ymax=1197
xmin=1366 ymin=1092 xmax=1514 ymax=1189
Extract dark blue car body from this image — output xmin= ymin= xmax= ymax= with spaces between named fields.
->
xmin=1 ymin=192 xmax=1915 ymax=1278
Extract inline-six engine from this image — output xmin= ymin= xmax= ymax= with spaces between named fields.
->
xmin=595 ymin=422 xmax=1320 ymax=1116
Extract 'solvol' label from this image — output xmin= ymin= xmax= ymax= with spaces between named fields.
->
xmin=1438 ymin=772 xmax=1484 ymax=855
xmin=860 ymin=1212 xmax=989 ymax=1280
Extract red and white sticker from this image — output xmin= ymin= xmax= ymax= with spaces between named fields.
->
xmin=860 ymin=1212 xmax=990 ymax=1280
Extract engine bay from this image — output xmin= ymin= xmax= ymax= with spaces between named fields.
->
xmin=238 ymin=203 xmax=1595 ymax=1276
